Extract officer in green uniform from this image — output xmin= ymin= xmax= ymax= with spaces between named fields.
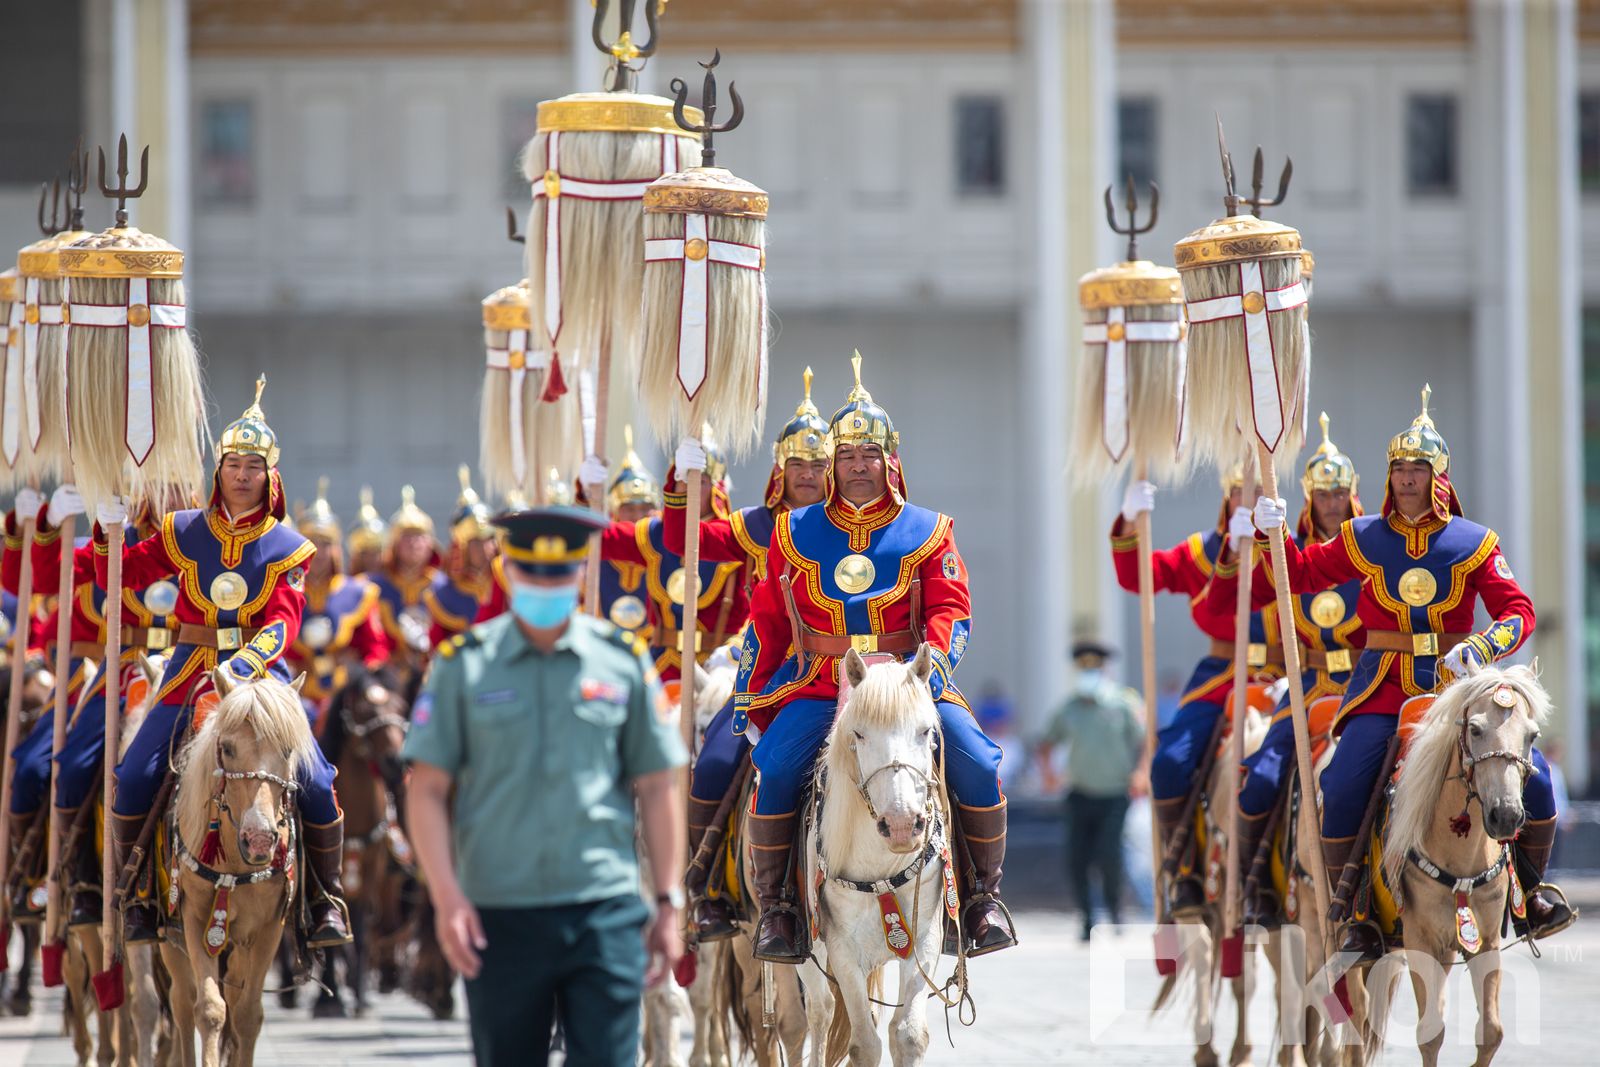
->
xmin=403 ymin=506 xmax=688 ymax=1067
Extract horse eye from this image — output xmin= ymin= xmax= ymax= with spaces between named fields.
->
xmin=1469 ymin=723 xmax=1484 ymax=739
xmin=221 ymin=742 xmax=235 ymax=758
xmin=852 ymin=730 xmax=864 ymax=743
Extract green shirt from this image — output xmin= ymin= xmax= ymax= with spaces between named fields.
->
xmin=1045 ymin=680 xmax=1145 ymax=798
xmin=402 ymin=612 xmax=688 ymax=908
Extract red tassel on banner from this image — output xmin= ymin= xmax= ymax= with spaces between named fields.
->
xmin=1153 ymin=925 xmax=1179 ymax=976
xmin=674 ymin=950 xmax=698 ymax=988
xmin=41 ymin=940 xmax=65 ymax=987
xmin=0 ymin=923 xmax=9 ymax=972
xmin=93 ymin=961 xmax=126 ymax=1011
xmin=541 ymin=352 xmax=569 ymax=402
xmin=1220 ymin=929 xmax=1244 ymax=978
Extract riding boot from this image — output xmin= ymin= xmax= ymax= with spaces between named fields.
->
xmin=956 ymin=800 xmax=1017 ymax=956
xmin=113 ymin=812 xmax=160 ymax=944
xmin=1323 ymin=835 xmax=1381 ymax=963
xmin=1237 ymin=810 xmax=1279 ymax=929
xmin=302 ymin=816 xmax=354 ymax=948
xmin=748 ymin=810 xmax=804 ymax=964
xmin=57 ymin=807 xmax=101 ymax=928
xmin=7 ymin=810 xmax=44 ymax=921
xmin=1155 ymin=796 xmax=1204 ymax=919
xmin=687 ymin=795 xmax=737 ymax=943
xmin=1513 ymin=816 xmax=1576 ymax=941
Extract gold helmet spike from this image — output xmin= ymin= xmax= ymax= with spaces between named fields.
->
xmin=545 ymin=466 xmax=575 ymax=507
xmin=829 ymin=349 xmax=899 ymax=453
xmin=1303 ymin=411 xmax=1359 ymax=498
xmin=300 ymin=475 xmax=343 ymax=543
xmin=388 ymin=484 xmax=435 ymax=541
xmin=774 ymin=365 xmax=832 ymax=466
xmin=451 ymin=465 xmax=493 ymax=546
xmin=1219 ymin=460 xmax=1246 ymax=495
xmin=1386 ymin=383 xmax=1449 ymax=475
xmin=348 ymin=485 xmax=387 ymax=554
xmin=217 ymin=375 xmax=280 ymax=468
xmin=699 ymin=422 xmax=729 ymax=484
xmin=608 ymin=425 xmax=661 ymax=513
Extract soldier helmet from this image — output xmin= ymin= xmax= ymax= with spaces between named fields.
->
xmin=607 ymin=425 xmax=661 ymax=514
xmin=300 ymin=477 xmax=342 ymax=543
xmin=1387 ymin=384 xmax=1449 ymax=475
xmin=387 ymin=485 xmax=436 ymax=545
xmin=217 ymin=375 xmax=280 ymax=468
xmin=451 ymin=466 xmax=494 ymax=546
xmin=766 ymin=367 xmax=832 ymax=508
xmin=348 ymin=486 xmax=387 ymax=555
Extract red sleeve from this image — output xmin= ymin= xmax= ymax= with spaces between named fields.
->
xmin=93 ymin=519 xmax=179 ymax=590
xmin=1109 ymin=518 xmax=1211 ymax=598
xmin=661 ymin=493 xmax=745 ymax=563
xmin=1260 ymin=528 xmax=1359 ymax=594
xmin=1204 ymin=543 xmax=1275 ymax=615
xmin=1 ymin=510 xmax=22 ymax=596
xmin=1462 ymin=542 xmax=1535 ymax=663
xmin=224 ymin=560 xmax=310 ymax=681
xmin=350 ymin=600 xmax=392 ymax=670
xmin=915 ymin=521 xmax=972 ymax=701
xmin=599 ymin=520 xmax=645 ymax=564
xmin=735 ymin=566 xmax=790 ymax=708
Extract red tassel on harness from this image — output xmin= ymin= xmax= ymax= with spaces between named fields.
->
xmin=674 ymin=951 xmax=698 ymax=988
xmin=41 ymin=940 xmax=65 ymax=987
xmin=541 ymin=352 xmax=569 ymax=402
xmin=1153 ymin=924 xmax=1179 ymax=976
xmin=0 ymin=923 xmax=9 ymax=972
xmin=198 ymin=816 xmax=224 ymax=865
xmin=1219 ymin=928 xmax=1244 ymax=978
xmin=1449 ymin=808 xmax=1472 ymax=838
xmin=93 ymin=961 xmax=125 ymax=1011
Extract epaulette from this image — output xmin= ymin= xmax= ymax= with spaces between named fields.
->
xmin=437 ymin=630 xmax=480 ymax=660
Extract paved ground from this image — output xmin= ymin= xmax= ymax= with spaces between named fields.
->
xmin=1 ymin=909 xmax=1597 ymax=1065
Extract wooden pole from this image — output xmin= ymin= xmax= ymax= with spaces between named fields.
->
xmin=1131 ymin=461 xmax=1165 ymax=925
xmin=0 ymin=507 xmax=38 ymax=930
xmin=1253 ymin=445 xmax=1332 ymax=945
xmin=584 ymin=341 xmax=613 ymax=618
xmin=100 ymin=519 xmax=124 ymax=965
xmin=678 ymin=472 xmax=703 ymax=761
xmin=1223 ymin=465 xmax=1257 ymax=937
xmin=43 ymin=513 xmax=75 ymax=939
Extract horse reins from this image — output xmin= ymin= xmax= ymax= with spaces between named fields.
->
xmin=1445 ymin=705 xmax=1536 ymax=838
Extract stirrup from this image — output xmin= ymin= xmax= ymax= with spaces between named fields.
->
xmin=753 ymin=901 xmax=806 ymax=964
xmin=961 ymin=892 xmax=1018 ymax=957
xmin=1519 ymin=883 xmax=1578 ymax=941
xmin=307 ymin=896 xmax=354 ymax=948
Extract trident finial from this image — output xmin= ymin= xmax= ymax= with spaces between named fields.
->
xmin=1103 ymin=174 xmax=1159 ymax=261
xmin=37 ymin=177 xmax=63 ymax=237
xmin=97 ymin=134 xmax=150 ymax=228
xmin=1214 ymin=115 xmax=1292 ymax=217
xmin=671 ymin=50 xmax=745 ymax=170
xmin=505 ymin=206 xmax=525 ymax=245
xmin=592 ymin=0 xmax=662 ymax=93
xmin=851 ymin=350 xmax=863 ymax=391
xmin=65 ymin=139 xmax=88 ymax=231
xmin=360 ymin=485 xmax=374 ymax=509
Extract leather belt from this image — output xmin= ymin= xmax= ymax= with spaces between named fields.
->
xmin=797 ymin=630 xmax=921 ymax=658
xmin=1363 ymin=630 xmax=1470 ymax=657
xmin=70 ymin=627 xmax=176 ymax=660
xmin=177 ymin=623 xmax=262 ymax=651
xmin=1208 ymin=639 xmax=1285 ymax=669
xmin=655 ymin=625 xmax=704 ymax=656
xmin=1302 ymin=647 xmax=1354 ymax=674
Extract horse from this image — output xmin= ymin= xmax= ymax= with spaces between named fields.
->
xmin=0 ymin=659 xmax=56 ymax=1017
xmin=303 ymin=667 xmax=409 ymax=1018
xmin=1339 ymin=662 xmax=1550 ymax=1067
xmin=161 ymin=668 xmax=319 ymax=1067
xmin=793 ymin=645 xmax=948 ymax=1067
xmin=1154 ymin=699 xmax=1269 ymax=1067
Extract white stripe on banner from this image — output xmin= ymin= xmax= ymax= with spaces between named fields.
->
xmin=485 ymin=328 xmax=542 ymax=487
xmin=643 ymin=218 xmax=766 ymax=401
xmin=69 ymin=285 xmax=187 ymax=465
xmin=1080 ymin=310 xmax=1183 ymax=462
xmin=2 ymin=299 xmax=22 ymax=465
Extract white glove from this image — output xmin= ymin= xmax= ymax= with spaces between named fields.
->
xmin=46 ymin=484 xmax=85 ymax=527
xmin=1265 ymin=676 xmax=1290 ymax=705
xmin=12 ymin=487 xmax=42 ymax=521
xmin=1440 ymin=641 xmax=1484 ymax=678
xmin=1120 ymin=480 xmax=1156 ymax=523
xmin=96 ymin=496 xmax=129 ymax=527
xmin=675 ymin=437 xmax=708 ymax=474
xmin=578 ymin=455 xmax=608 ymax=489
xmin=1253 ymin=496 xmax=1287 ymax=532
xmin=1227 ymin=506 xmax=1256 ymax=549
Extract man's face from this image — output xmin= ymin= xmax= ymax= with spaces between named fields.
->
xmin=349 ymin=547 xmax=379 ymax=575
xmin=463 ymin=537 xmax=495 ymax=572
xmin=834 ymin=443 xmax=888 ymax=506
xmin=1310 ymin=487 xmax=1352 ymax=534
xmin=694 ymin=472 xmax=716 ymax=518
xmin=395 ymin=530 xmax=434 ymax=569
xmin=1388 ymin=460 xmax=1433 ymax=519
xmin=782 ymin=457 xmax=829 ymax=508
xmin=307 ymin=535 xmax=337 ymax=580
xmin=218 ymin=454 xmax=268 ymax=515
xmin=614 ymin=501 xmax=654 ymax=524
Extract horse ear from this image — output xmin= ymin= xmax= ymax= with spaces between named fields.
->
xmin=843 ymin=647 xmax=868 ymax=687
xmin=211 ymin=666 xmax=237 ymax=698
xmin=1529 ymin=656 xmax=1541 ymax=678
xmin=136 ymin=651 xmax=157 ymax=684
xmin=692 ymin=663 xmax=712 ymax=695
xmin=911 ymin=643 xmax=933 ymax=684
xmin=289 ymin=672 xmax=308 ymax=694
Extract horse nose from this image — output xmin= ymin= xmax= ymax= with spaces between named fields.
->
xmin=914 ymin=814 xmax=926 ymax=834
xmin=877 ymin=817 xmax=892 ymax=839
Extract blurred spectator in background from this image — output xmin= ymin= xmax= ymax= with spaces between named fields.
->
xmin=1038 ymin=639 xmax=1145 ymax=940
xmin=976 ymin=679 xmax=1028 ymax=788
xmin=1543 ymin=739 xmax=1572 ymax=868
xmin=1156 ymin=668 xmax=1183 ymax=731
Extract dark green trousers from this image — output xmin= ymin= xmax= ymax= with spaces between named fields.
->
xmin=464 ymin=894 xmax=649 ymax=1067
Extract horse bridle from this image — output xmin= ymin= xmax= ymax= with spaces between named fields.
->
xmin=209 ymin=734 xmax=299 ymax=868
xmin=1448 ymin=707 xmax=1536 ymax=836
xmin=341 ymin=686 xmax=410 ymax=756
xmin=852 ymin=759 xmax=939 ymax=823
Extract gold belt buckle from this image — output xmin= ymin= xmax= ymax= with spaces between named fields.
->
xmin=849 ymin=634 xmax=878 ymax=655
xmin=1246 ymin=642 xmax=1267 ymax=668
xmin=144 ymin=628 xmax=171 ymax=651
xmin=1412 ymin=633 xmax=1438 ymax=656
xmin=1324 ymin=649 xmax=1352 ymax=673
xmin=216 ymin=627 xmax=243 ymax=651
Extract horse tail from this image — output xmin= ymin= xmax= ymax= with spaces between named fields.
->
xmin=1151 ymin=968 xmax=1179 ymax=1012
xmin=717 ymin=943 xmax=757 ymax=1063
xmin=823 ymin=971 xmax=854 ymax=1067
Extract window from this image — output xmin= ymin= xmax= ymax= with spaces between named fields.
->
xmin=1405 ymin=93 xmax=1459 ymax=198
xmin=1117 ymin=97 xmax=1158 ymax=189
xmin=954 ymin=95 xmax=1005 ymax=196
xmin=1580 ymin=92 xmax=1600 ymax=194
xmin=500 ymin=95 xmax=542 ymax=200
xmin=198 ymin=100 xmax=256 ymax=208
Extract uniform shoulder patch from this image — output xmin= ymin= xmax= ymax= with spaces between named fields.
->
xmin=942 ymin=551 xmax=959 ymax=580
xmin=1494 ymin=555 xmax=1513 ymax=581
xmin=287 ymin=567 xmax=306 ymax=592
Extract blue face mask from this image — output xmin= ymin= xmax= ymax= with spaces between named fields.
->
xmin=512 ymin=582 xmax=580 ymax=628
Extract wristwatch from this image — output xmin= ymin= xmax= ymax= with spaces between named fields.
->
xmin=656 ymin=886 xmax=686 ymax=910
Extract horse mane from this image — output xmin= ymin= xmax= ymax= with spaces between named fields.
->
xmin=174 ymin=677 xmax=319 ymax=852
xmin=694 ymin=663 xmax=736 ymax=731
xmin=1383 ymin=662 xmax=1550 ymax=888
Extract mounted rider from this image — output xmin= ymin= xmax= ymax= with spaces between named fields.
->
xmin=1206 ymin=413 xmax=1364 ymax=926
xmin=426 ymin=468 xmax=500 ymax=649
xmin=736 ymin=351 xmax=1012 ymax=964
xmin=673 ymin=367 xmax=832 ymax=941
xmin=346 ymin=487 xmax=387 ymax=577
xmin=98 ymin=380 xmax=352 ymax=948
xmin=1252 ymin=386 xmax=1572 ymax=957
xmin=369 ymin=486 xmax=442 ymax=673
xmin=591 ymin=427 xmax=662 ymax=641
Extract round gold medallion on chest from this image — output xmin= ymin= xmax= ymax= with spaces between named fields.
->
xmin=834 ymin=554 xmax=876 ymax=595
xmin=1308 ymin=590 xmax=1345 ymax=629
xmin=610 ymin=594 xmax=648 ymax=631
xmin=666 ymin=567 xmax=690 ymax=605
xmin=143 ymin=579 xmax=180 ymax=617
xmin=210 ymin=571 xmax=249 ymax=611
xmin=1397 ymin=567 xmax=1437 ymax=607
xmin=301 ymin=616 xmax=334 ymax=651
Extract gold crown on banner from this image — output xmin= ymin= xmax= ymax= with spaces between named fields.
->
xmin=537 ymin=93 xmax=705 ymax=138
xmin=482 ymin=281 xmax=533 ymax=333
xmin=1078 ymin=260 xmax=1184 ymax=311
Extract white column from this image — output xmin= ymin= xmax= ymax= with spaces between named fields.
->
xmin=162 ymin=0 xmax=190 ymax=256
xmin=110 ymin=0 xmax=137 ymax=148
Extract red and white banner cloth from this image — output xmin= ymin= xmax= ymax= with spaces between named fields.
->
xmin=1184 ymin=260 xmax=1307 ymax=452
xmin=530 ymin=130 xmax=681 ymax=351
xmin=1081 ymin=307 xmax=1185 ymax=462
xmin=1 ymin=297 xmax=24 ymax=466
xmin=643 ymin=214 xmax=764 ymax=399
xmin=69 ymin=278 xmax=187 ymax=464
xmin=11 ymin=277 xmax=66 ymax=461
xmin=484 ymin=327 xmax=547 ymax=487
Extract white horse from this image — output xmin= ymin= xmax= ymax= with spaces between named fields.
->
xmin=797 ymin=645 xmax=948 ymax=1067
xmin=1341 ymin=662 xmax=1549 ymax=1067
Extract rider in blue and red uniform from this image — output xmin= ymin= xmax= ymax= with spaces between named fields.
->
xmin=735 ymin=353 xmax=1012 ymax=963
xmin=369 ymin=487 xmax=443 ymax=676
xmin=1251 ymin=387 xmax=1570 ymax=956
xmin=100 ymin=379 xmax=351 ymax=947
xmin=426 ymin=469 xmax=501 ymax=650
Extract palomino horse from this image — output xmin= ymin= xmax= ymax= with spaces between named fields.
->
xmin=1338 ymin=662 xmax=1550 ymax=1067
xmin=161 ymin=669 xmax=318 ymax=1067
xmin=1155 ymin=697 xmax=1269 ymax=1067
xmin=795 ymin=645 xmax=949 ymax=1067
